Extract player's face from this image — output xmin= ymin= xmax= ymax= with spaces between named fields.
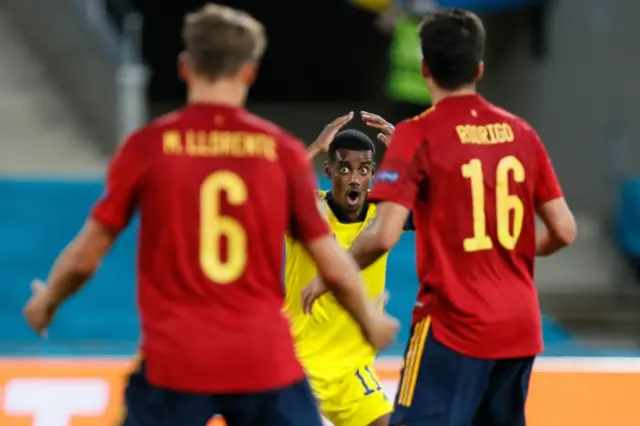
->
xmin=328 ymin=149 xmax=374 ymax=213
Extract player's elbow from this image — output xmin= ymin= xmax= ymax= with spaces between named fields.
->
xmin=552 ymin=217 xmax=577 ymax=246
xmin=538 ymin=198 xmax=577 ymax=247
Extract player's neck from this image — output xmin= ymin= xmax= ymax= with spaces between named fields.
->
xmin=187 ymin=78 xmax=248 ymax=108
xmin=430 ymin=85 xmax=477 ymax=105
xmin=345 ymin=206 xmax=364 ymax=222
xmin=327 ymin=193 xmax=368 ymax=223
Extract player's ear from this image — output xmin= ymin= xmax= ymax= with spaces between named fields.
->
xmin=475 ymin=61 xmax=485 ymax=81
xmin=323 ymin=161 xmax=332 ymax=180
xmin=420 ymin=62 xmax=430 ymax=79
xmin=178 ymin=52 xmax=191 ymax=83
xmin=239 ymin=61 xmax=259 ymax=86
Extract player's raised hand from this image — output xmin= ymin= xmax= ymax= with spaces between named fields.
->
xmin=308 ymin=112 xmax=354 ymax=158
xmin=301 ymin=277 xmax=330 ymax=314
xmin=23 ymin=279 xmax=56 ymax=337
xmin=361 ymin=111 xmax=395 ymax=146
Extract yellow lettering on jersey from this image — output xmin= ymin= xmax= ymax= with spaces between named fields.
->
xmin=455 ymin=123 xmax=514 ymax=145
xmin=162 ymin=131 xmax=277 ymax=160
xmin=162 ymin=131 xmax=183 ymax=154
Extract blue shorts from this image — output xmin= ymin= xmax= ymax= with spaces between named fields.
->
xmin=390 ymin=317 xmax=535 ymax=426
xmin=123 ymin=361 xmax=323 ymax=426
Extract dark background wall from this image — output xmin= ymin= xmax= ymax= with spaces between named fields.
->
xmin=131 ymin=0 xmax=390 ymax=103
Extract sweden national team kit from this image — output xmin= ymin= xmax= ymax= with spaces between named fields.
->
xmin=284 ymin=190 xmax=401 ymax=426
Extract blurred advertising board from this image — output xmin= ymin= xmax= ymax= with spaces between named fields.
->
xmin=0 ymin=357 xmax=638 ymax=426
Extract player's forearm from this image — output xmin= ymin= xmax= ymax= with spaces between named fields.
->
xmin=535 ymin=226 xmax=568 ymax=256
xmin=328 ymin=276 xmax=377 ymax=331
xmin=349 ymin=202 xmax=405 ymax=268
xmin=43 ymin=242 xmax=97 ymax=308
xmin=306 ymin=144 xmax=323 ymax=160
xmin=349 ymin=221 xmax=393 ymax=270
xmin=306 ymin=235 xmax=378 ymax=334
xmin=317 ymin=249 xmax=377 ymax=334
xmin=349 ymin=237 xmax=388 ymax=270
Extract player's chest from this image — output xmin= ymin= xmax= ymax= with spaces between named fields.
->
xmin=329 ymin=217 xmax=375 ymax=248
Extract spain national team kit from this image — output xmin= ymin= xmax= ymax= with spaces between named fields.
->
xmin=371 ymin=94 xmax=563 ymax=426
xmin=94 ymin=103 xmax=330 ymax=426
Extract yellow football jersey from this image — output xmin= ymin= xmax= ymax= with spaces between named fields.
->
xmin=284 ymin=190 xmax=389 ymax=381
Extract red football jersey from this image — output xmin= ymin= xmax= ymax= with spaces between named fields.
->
xmin=370 ymin=94 xmax=563 ymax=359
xmin=92 ymin=103 xmax=330 ymax=392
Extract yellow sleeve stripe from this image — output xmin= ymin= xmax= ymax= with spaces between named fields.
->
xmin=397 ymin=316 xmax=431 ymax=406
xmin=411 ymin=106 xmax=435 ymax=121
xmin=315 ymin=190 xmax=328 ymax=199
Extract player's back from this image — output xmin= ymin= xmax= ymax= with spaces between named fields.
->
xmin=411 ymin=95 xmax=553 ymax=358
xmin=131 ymin=103 xmax=309 ymax=392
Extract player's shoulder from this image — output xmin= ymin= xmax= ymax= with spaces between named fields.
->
xmin=116 ymin=115 xmax=172 ymax=155
xmin=384 ymin=110 xmax=433 ymax=159
xmin=140 ymin=109 xmax=185 ymax=135
xmin=238 ymin=110 xmax=307 ymax=159
xmin=238 ymin=110 xmax=298 ymax=141
xmin=411 ymin=106 xmax=437 ymax=123
xmin=485 ymin=102 xmax=537 ymax=134
xmin=395 ymin=106 xmax=436 ymax=131
xmin=397 ymin=105 xmax=447 ymax=143
xmin=123 ymin=109 xmax=182 ymax=147
xmin=314 ymin=191 xmax=330 ymax=218
xmin=315 ymin=190 xmax=329 ymax=200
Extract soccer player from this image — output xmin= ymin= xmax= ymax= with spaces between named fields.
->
xmin=347 ymin=9 xmax=577 ymax=426
xmin=285 ymin=111 xmax=408 ymax=426
xmin=22 ymin=4 xmax=398 ymax=426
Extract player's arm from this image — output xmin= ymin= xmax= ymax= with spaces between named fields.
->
xmin=285 ymin=141 xmax=397 ymax=349
xmin=350 ymin=120 xmax=425 ymax=268
xmin=361 ymin=111 xmax=395 ymax=146
xmin=362 ymin=111 xmax=418 ymax=231
xmin=351 ymin=203 xmax=410 ymax=268
xmin=307 ymin=112 xmax=354 ymax=159
xmin=35 ymin=220 xmax=116 ymax=309
xmin=533 ymin=134 xmax=577 ymax=256
xmin=23 ymin=134 xmax=147 ymax=335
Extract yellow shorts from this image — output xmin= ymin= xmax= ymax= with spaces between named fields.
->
xmin=309 ymin=364 xmax=393 ymax=426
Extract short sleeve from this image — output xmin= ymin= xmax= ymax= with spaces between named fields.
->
xmin=283 ymin=139 xmax=331 ymax=243
xmin=533 ymin=132 xmax=563 ymax=206
xmin=91 ymin=133 xmax=148 ymax=233
xmin=369 ymin=120 xmax=427 ymax=210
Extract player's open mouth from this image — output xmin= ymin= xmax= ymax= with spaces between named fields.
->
xmin=346 ymin=190 xmax=361 ymax=206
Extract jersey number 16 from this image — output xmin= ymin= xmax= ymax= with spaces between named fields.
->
xmin=200 ymin=171 xmax=248 ymax=284
xmin=462 ymin=156 xmax=525 ymax=252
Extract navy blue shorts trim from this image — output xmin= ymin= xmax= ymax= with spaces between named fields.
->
xmin=123 ymin=360 xmax=323 ymax=426
xmin=390 ymin=317 xmax=535 ymax=426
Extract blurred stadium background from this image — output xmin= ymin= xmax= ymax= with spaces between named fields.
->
xmin=1 ymin=0 xmax=640 ymax=424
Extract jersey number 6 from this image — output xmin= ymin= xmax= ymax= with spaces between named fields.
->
xmin=462 ymin=156 xmax=525 ymax=252
xmin=200 ymin=171 xmax=248 ymax=284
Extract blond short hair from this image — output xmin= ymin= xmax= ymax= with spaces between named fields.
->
xmin=182 ymin=3 xmax=267 ymax=79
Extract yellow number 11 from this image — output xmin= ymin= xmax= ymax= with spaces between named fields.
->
xmin=461 ymin=156 xmax=525 ymax=252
